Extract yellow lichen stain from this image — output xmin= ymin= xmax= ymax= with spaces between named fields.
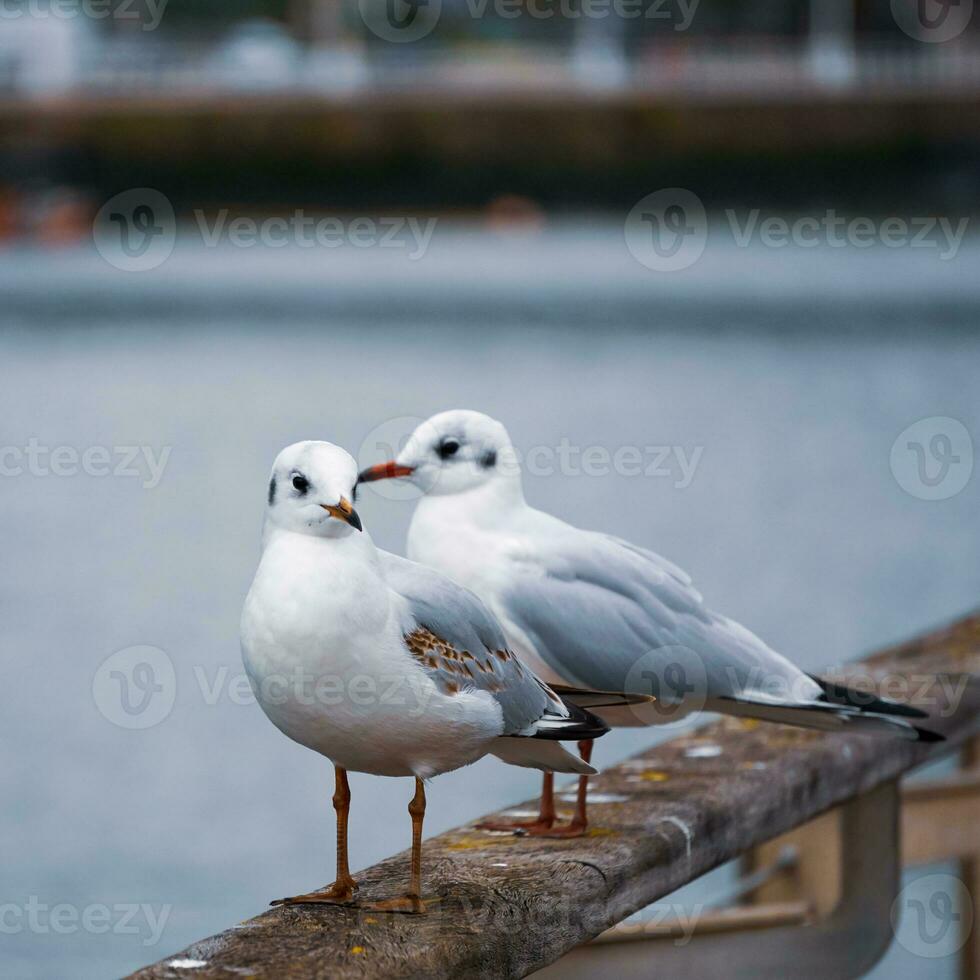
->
xmin=740 ymin=719 xmax=760 ymax=731
xmin=640 ymin=771 xmax=670 ymax=782
xmin=363 ymin=917 xmax=378 ymax=924
xmin=586 ymin=827 xmax=616 ymax=838
xmin=446 ymin=834 xmax=517 ymax=850
xmin=351 ymin=946 xmax=365 ymax=955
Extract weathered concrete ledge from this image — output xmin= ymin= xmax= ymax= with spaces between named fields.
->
xmin=130 ymin=612 xmax=980 ymax=980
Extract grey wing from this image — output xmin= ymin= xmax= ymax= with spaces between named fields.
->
xmin=380 ymin=551 xmax=574 ymax=735
xmin=500 ymin=529 xmax=820 ymax=704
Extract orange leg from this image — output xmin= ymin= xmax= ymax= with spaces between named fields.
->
xmin=364 ymin=777 xmax=428 ymax=914
xmin=475 ymin=771 xmax=556 ymax=833
xmin=271 ymin=766 xmax=359 ymax=906
xmin=532 ymin=740 xmax=593 ymax=839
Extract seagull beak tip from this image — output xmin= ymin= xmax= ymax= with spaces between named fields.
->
xmin=322 ymin=499 xmax=363 ymax=531
xmin=357 ymin=461 xmax=415 ymax=484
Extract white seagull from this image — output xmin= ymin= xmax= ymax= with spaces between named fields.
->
xmin=241 ymin=440 xmax=628 ymax=912
xmin=357 ymin=410 xmax=941 ymax=836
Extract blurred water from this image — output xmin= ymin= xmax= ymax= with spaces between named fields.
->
xmin=1 ymin=225 xmax=978 ymax=978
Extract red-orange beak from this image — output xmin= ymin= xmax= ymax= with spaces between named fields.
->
xmin=357 ymin=461 xmax=415 ymax=484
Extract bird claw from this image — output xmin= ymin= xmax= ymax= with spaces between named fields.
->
xmin=526 ymin=821 xmax=589 ymax=839
xmin=270 ymin=881 xmax=358 ymax=907
xmin=361 ymin=894 xmax=431 ymax=915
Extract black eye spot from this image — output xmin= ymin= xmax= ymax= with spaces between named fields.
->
xmin=480 ymin=450 xmax=497 ymax=469
xmin=268 ymin=476 xmax=277 ymax=506
xmin=438 ymin=439 xmax=461 ymax=460
xmin=292 ymin=474 xmax=309 ymax=494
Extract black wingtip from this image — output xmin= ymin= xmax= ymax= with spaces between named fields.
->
xmin=534 ymin=695 xmax=610 ymax=741
xmin=913 ymin=726 xmax=946 ymax=743
xmin=810 ymin=674 xmax=930 ymax=719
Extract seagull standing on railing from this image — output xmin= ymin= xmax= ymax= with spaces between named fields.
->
xmin=241 ymin=441 xmax=627 ymax=912
xmin=357 ymin=410 xmax=942 ymax=837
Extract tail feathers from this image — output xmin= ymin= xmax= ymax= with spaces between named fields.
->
xmin=491 ymin=737 xmax=597 ymax=774
xmin=711 ymin=692 xmax=944 ymax=743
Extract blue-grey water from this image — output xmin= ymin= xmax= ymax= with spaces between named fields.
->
xmin=1 ymin=223 xmax=978 ymax=978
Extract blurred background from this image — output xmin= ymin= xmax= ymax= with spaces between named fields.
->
xmin=2 ymin=0 xmax=979 ymax=977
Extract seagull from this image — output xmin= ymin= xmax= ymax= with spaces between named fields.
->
xmin=357 ymin=410 xmax=942 ymax=836
xmin=241 ymin=440 xmax=629 ymax=913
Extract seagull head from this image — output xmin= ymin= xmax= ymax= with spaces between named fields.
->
xmin=266 ymin=441 xmax=363 ymax=536
xmin=358 ymin=410 xmax=518 ymax=497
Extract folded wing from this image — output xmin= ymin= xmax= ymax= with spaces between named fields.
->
xmin=498 ymin=526 xmax=942 ymax=741
xmin=380 ymin=551 xmax=608 ymax=742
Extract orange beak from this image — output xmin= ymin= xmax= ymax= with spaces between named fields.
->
xmin=321 ymin=497 xmax=363 ymax=531
xmin=357 ymin=461 xmax=415 ymax=484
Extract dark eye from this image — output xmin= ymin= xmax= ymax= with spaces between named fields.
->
xmin=438 ymin=439 xmax=461 ymax=459
xmin=292 ymin=474 xmax=309 ymax=494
